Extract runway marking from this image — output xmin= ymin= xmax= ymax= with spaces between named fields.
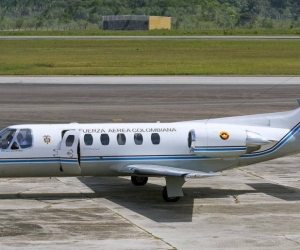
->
xmin=0 ymin=76 xmax=300 ymax=85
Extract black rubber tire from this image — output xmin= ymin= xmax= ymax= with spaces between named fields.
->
xmin=162 ymin=186 xmax=180 ymax=202
xmin=131 ymin=176 xmax=148 ymax=186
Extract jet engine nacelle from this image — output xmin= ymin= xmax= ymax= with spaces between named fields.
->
xmin=188 ymin=126 xmax=270 ymax=158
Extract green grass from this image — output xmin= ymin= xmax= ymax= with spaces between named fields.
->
xmin=0 ymin=39 xmax=300 ymax=75
xmin=1 ymin=28 xmax=300 ymax=36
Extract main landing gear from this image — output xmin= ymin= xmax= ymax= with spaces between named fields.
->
xmin=162 ymin=186 xmax=180 ymax=202
xmin=131 ymin=176 xmax=148 ymax=186
xmin=130 ymin=176 xmax=185 ymax=202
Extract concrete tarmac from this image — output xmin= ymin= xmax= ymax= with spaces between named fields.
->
xmin=0 ymin=80 xmax=300 ymax=249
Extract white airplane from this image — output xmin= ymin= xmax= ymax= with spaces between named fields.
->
xmin=1 ymin=100 xmax=300 ymax=202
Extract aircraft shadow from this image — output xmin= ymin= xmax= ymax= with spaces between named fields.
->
xmin=246 ymin=182 xmax=300 ymax=202
xmin=78 ymin=177 xmax=300 ymax=222
xmin=0 ymin=177 xmax=299 ymax=223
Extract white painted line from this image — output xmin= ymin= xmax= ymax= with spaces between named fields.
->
xmin=0 ymin=76 xmax=300 ymax=85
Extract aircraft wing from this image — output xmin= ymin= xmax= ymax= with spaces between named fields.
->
xmin=112 ymin=164 xmax=217 ymax=178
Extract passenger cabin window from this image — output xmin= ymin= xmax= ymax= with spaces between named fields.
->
xmin=117 ymin=133 xmax=126 ymax=145
xmin=66 ymin=135 xmax=75 ymax=147
xmin=134 ymin=133 xmax=143 ymax=145
xmin=151 ymin=133 xmax=160 ymax=145
xmin=84 ymin=134 xmax=93 ymax=146
xmin=100 ymin=134 xmax=110 ymax=145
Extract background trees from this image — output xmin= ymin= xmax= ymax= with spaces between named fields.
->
xmin=0 ymin=0 xmax=299 ymax=30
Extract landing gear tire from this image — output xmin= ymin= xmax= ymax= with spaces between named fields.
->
xmin=131 ymin=176 xmax=148 ymax=186
xmin=162 ymin=186 xmax=180 ymax=202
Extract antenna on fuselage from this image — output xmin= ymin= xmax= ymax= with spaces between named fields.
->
xmin=205 ymin=77 xmax=295 ymax=124
xmin=205 ymin=113 xmax=214 ymax=124
xmin=223 ymin=77 xmax=294 ymax=116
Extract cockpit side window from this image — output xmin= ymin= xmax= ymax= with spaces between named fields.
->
xmin=17 ymin=129 xmax=33 ymax=149
xmin=0 ymin=128 xmax=16 ymax=149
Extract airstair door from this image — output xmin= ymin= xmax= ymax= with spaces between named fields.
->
xmin=60 ymin=130 xmax=81 ymax=175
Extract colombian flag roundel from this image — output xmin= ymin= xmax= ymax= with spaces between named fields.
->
xmin=219 ymin=131 xmax=230 ymax=140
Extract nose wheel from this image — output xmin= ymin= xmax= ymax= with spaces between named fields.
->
xmin=131 ymin=176 xmax=148 ymax=186
xmin=162 ymin=186 xmax=180 ymax=202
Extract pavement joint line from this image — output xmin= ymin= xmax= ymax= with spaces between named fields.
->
xmin=94 ymin=200 xmax=177 ymax=249
xmin=283 ymin=235 xmax=300 ymax=245
xmin=107 ymin=209 xmax=176 ymax=250
xmin=238 ymin=168 xmax=263 ymax=179
xmin=16 ymin=191 xmax=58 ymax=208
xmin=54 ymin=177 xmax=176 ymax=249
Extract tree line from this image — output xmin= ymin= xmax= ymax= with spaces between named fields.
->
xmin=0 ymin=0 xmax=300 ymax=30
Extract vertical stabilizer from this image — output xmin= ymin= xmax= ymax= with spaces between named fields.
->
xmin=297 ymin=99 xmax=300 ymax=107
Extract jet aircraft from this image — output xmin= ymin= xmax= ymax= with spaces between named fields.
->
xmin=1 ymin=100 xmax=300 ymax=202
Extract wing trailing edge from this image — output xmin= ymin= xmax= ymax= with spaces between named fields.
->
xmin=111 ymin=164 xmax=217 ymax=178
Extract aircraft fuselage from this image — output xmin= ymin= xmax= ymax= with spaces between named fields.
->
xmin=0 ymin=122 xmax=298 ymax=178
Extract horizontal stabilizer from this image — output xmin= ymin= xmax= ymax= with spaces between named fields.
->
xmin=112 ymin=164 xmax=217 ymax=178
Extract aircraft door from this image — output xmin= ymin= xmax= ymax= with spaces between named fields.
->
xmin=60 ymin=130 xmax=81 ymax=175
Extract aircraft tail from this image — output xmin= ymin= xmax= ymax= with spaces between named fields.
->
xmin=272 ymin=104 xmax=300 ymax=129
xmin=256 ymin=98 xmax=300 ymax=129
xmin=242 ymin=99 xmax=300 ymax=130
xmin=189 ymin=99 xmax=300 ymax=130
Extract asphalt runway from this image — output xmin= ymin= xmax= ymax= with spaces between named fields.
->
xmin=0 ymin=78 xmax=300 ymax=128
xmin=0 ymin=79 xmax=300 ymax=249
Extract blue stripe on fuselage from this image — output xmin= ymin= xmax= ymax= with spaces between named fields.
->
xmin=241 ymin=122 xmax=300 ymax=158
xmin=194 ymin=147 xmax=246 ymax=152
xmin=0 ymin=158 xmax=60 ymax=164
xmin=81 ymin=155 xmax=209 ymax=162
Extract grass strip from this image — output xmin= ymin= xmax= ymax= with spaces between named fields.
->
xmin=0 ymin=39 xmax=299 ymax=75
xmin=0 ymin=28 xmax=300 ymax=36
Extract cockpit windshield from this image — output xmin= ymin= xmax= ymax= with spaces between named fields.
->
xmin=0 ymin=128 xmax=17 ymax=149
xmin=0 ymin=128 xmax=33 ymax=150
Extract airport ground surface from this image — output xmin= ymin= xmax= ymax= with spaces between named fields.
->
xmin=0 ymin=78 xmax=300 ymax=249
